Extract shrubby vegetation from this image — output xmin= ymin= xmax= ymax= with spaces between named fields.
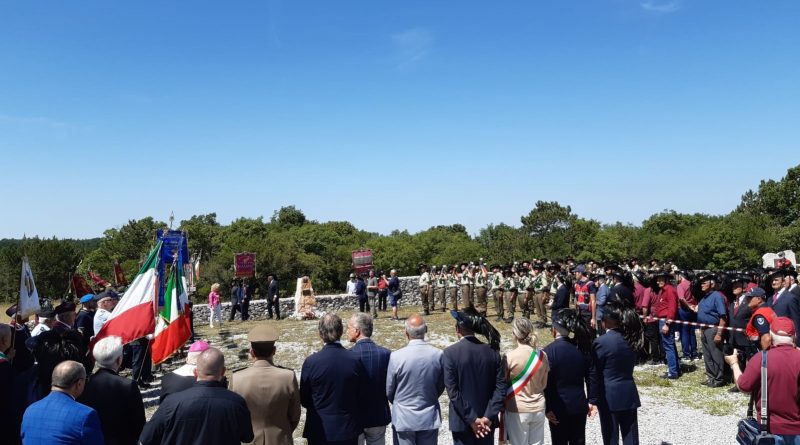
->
xmin=2 ymin=165 xmax=798 ymax=302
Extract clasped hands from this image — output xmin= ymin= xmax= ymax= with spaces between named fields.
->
xmin=470 ymin=417 xmax=491 ymax=438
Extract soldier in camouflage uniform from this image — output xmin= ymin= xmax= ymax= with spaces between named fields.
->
xmin=516 ymin=266 xmax=531 ymax=319
xmin=418 ymin=264 xmax=432 ymax=315
xmin=434 ymin=265 xmax=447 ymax=311
xmin=490 ymin=265 xmax=504 ymax=321
xmin=473 ymin=263 xmax=488 ymax=316
xmin=459 ymin=263 xmax=473 ymax=309
xmin=502 ymin=268 xmax=516 ymax=323
xmin=447 ymin=266 xmax=459 ymax=311
xmin=531 ymin=263 xmax=550 ymax=327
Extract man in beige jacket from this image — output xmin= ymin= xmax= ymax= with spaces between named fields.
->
xmin=230 ymin=325 xmax=301 ymax=445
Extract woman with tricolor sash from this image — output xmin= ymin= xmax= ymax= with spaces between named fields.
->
xmin=502 ymin=318 xmax=550 ymax=445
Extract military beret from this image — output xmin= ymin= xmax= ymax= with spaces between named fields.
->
xmin=79 ymin=294 xmax=95 ymax=304
xmin=248 ymin=325 xmax=279 ymax=343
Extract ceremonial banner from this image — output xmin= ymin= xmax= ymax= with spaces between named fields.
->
xmin=234 ymin=252 xmax=256 ymax=277
xmin=18 ymin=257 xmax=41 ymax=318
xmin=92 ymin=241 xmax=161 ymax=347
xmin=89 ymin=270 xmax=111 ymax=288
xmin=114 ymin=261 xmax=128 ymax=286
xmin=72 ymin=273 xmax=94 ymax=297
xmin=151 ymin=259 xmax=192 ymax=364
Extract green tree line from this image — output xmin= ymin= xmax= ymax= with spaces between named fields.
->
xmin=3 ymin=165 xmax=799 ymax=302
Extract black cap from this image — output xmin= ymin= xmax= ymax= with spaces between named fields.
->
xmin=5 ymin=304 xmax=18 ymax=317
xmin=53 ymin=301 xmax=76 ymax=315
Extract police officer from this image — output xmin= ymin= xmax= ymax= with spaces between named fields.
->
xmin=743 ymin=287 xmax=775 ymax=353
xmin=473 ymin=263 xmax=489 ymax=316
xmin=418 ymin=264 xmax=432 ymax=316
xmin=572 ymin=265 xmax=597 ymax=331
xmin=230 ymin=325 xmax=301 ymax=445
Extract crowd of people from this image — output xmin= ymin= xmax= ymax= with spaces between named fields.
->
xmin=2 ymin=255 xmax=800 ymax=445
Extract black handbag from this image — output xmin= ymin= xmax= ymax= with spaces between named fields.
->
xmin=736 ymin=352 xmax=776 ymax=445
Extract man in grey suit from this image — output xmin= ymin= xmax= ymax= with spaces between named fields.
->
xmin=386 ymin=314 xmax=445 ymax=445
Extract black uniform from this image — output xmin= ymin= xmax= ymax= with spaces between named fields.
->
xmin=139 ymin=380 xmax=254 ymax=445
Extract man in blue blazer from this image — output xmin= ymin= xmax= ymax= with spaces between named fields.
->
xmin=442 ymin=309 xmax=506 ymax=445
xmin=20 ymin=360 xmax=105 ymax=445
xmin=347 ymin=313 xmax=391 ymax=445
xmin=301 ymin=313 xmax=367 ymax=445
xmin=542 ymin=319 xmax=590 ymax=445
xmin=589 ymin=309 xmax=641 ymax=445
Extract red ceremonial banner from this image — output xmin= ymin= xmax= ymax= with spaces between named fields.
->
xmin=113 ymin=261 xmax=128 ymax=286
xmin=72 ymin=273 xmax=94 ymax=297
xmin=89 ymin=271 xmax=111 ymax=288
xmin=234 ymin=252 xmax=256 ymax=277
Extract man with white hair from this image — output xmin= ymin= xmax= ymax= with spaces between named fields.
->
xmin=386 ymin=314 xmax=444 ymax=445
xmin=726 ymin=317 xmax=800 ymax=442
xmin=78 ymin=335 xmax=145 ymax=445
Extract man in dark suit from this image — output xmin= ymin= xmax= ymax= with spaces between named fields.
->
xmin=771 ymin=269 xmax=800 ymax=334
xmin=442 ymin=309 xmax=506 ymax=445
xmin=543 ymin=315 xmax=591 ymax=445
xmin=727 ymin=277 xmax=754 ymax=386
xmin=301 ymin=313 xmax=367 ymax=445
xmin=589 ymin=307 xmax=641 ymax=445
xmin=347 ymin=313 xmax=391 ymax=445
xmin=79 ymin=335 xmax=145 ymax=445
xmin=266 ymin=275 xmax=280 ymax=320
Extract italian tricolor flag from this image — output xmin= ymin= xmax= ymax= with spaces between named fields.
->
xmin=92 ymin=242 xmax=161 ymax=348
xmin=151 ymin=258 xmax=193 ymax=365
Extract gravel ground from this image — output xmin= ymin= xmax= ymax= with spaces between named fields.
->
xmin=138 ymin=307 xmax=745 ymax=445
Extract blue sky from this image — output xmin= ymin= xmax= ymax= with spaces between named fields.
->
xmin=1 ymin=1 xmax=798 ymax=239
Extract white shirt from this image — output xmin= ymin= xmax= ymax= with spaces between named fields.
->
xmin=31 ymin=322 xmax=50 ymax=337
xmin=94 ymin=308 xmax=112 ymax=334
xmin=346 ymin=280 xmax=357 ymax=295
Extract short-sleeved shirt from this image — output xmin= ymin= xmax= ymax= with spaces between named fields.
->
xmin=474 ymin=272 xmax=487 ymax=288
xmin=737 ymin=345 xmax=800 ymax=435
xmin=696 ymin=291 xmax=727 ymax=325
xmin=366 ymin=277 xmax=378 ymax=297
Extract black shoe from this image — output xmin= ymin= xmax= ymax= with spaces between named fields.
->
xmin=660 ymin=373 xmax=679 ymax=380
xmin=709 ymin=381 xmax=726 ymax=388
xmin=728 ymin=386 xmax=740 ymax=393
xmin=138 ymin=381 xmax=151 ymax=389
xmin=424 ymin=309 xmax=430 ymax=316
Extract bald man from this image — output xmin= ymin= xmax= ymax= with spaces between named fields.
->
xmin=140 ymin=348 xmax=254 ymax=445
xmin=386 ymin=314 xmax=445 ymax=445
xmin=20 ymin=360 xmax=104 ymax=444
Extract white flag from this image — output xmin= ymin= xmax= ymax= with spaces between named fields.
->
xmin=19 ymin=257 xmax=41 ymax=318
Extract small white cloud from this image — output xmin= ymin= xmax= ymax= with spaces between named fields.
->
xmin=641 ymin=0 xmax=680 ymax=13
xmin=391 ymin=28 xmax=433 ymax=69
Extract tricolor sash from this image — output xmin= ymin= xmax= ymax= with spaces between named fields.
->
xmin=506 ymin=348 xmax=544 ymax=400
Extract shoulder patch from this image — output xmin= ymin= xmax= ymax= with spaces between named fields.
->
xmin=756 ymin=316 xmax=765 ymax=325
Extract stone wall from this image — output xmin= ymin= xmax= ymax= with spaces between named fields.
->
xmin=191 ymin=276 xmax=424 ymax=321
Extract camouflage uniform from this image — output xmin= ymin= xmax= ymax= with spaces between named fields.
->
xmin=460 ymin=269 xmax=473 ymax=309
xmin=532 ymin=270 xmax=550 ymax=325
xmin=502 ymin=274 xmax=516 ymax=321
xmin=473 ymin=268 xmax=488 ymax=316
xmin=434 ymin=270 xmax=447 ymax=311
xmin=418 ymin=270 xmax=432 ymax=315
xmin=490 ymin=270 xmax=504 ymax=320
xmin=446 ymin=271 xmax=459 ymax=311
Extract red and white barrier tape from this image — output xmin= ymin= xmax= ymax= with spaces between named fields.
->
xmin=638 ymin=315 xmax=745 ymax=333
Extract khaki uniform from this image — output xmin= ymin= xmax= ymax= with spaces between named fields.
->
xmin=532 ymin=272 xmax=550 ymax=324
xmin=503 ymin=276 xmax=517 ymax=320
xmin=230 ymin=360 xmax=301 ymax=445
xmin=516 ymin=274 xmax=531 ymax=318
xmin=473 ymin=270 xmax=488 ymax=315
xmin=434 ymin=272 xmax=447 ymax=311
xmin=490 ymin=272 xmax=504 ymax=318
xmin=459 ymin=270 xmax=473 ymax=309
xmin=447 ymin=273 xmax=459 ymax=311
xmin=418 ymin=271 xmax=432 ymax=313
